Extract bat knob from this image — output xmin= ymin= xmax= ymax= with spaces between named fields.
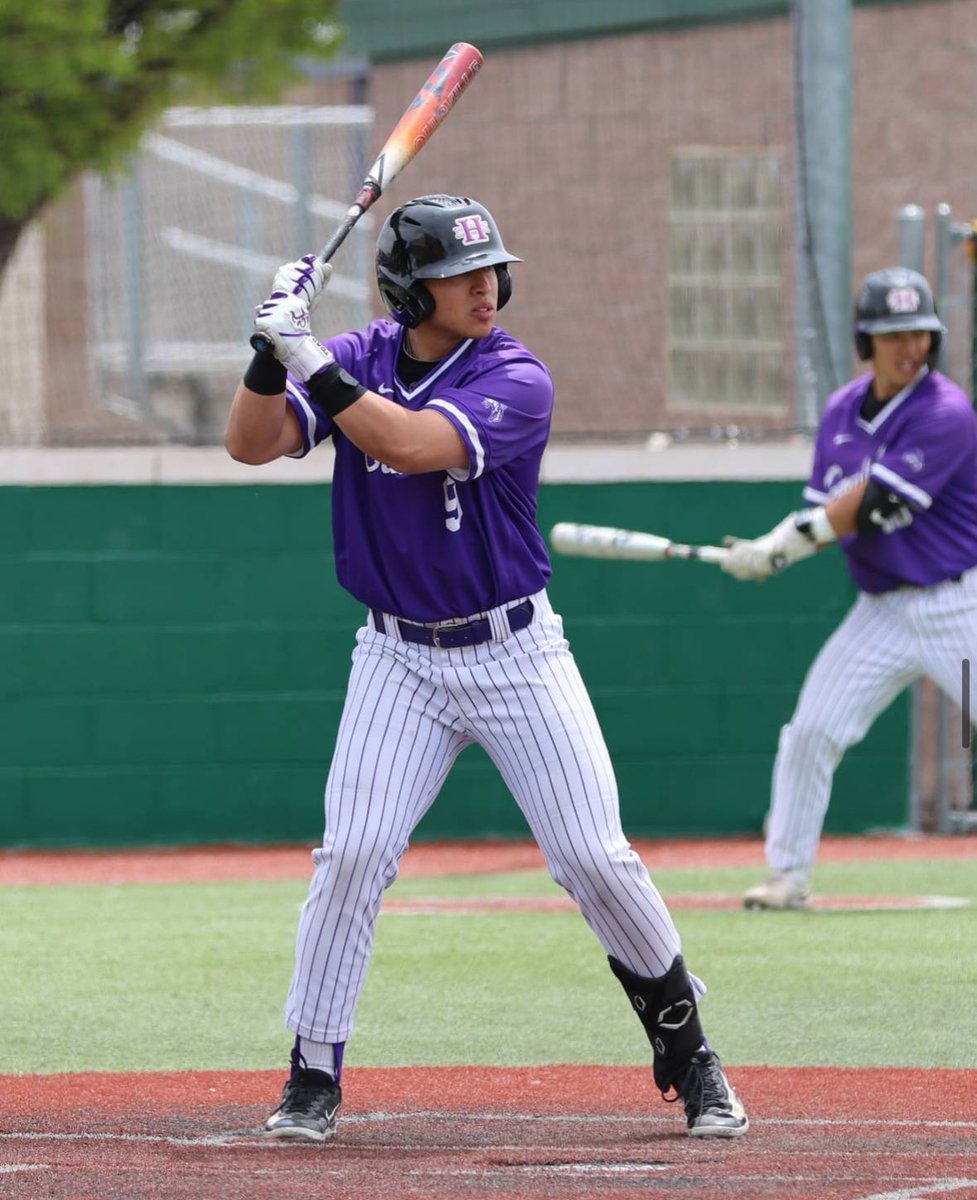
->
xmin=250 ymin=333 xmax=274 ymax=355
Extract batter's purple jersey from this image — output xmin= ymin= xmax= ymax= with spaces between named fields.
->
xmin=804 ymin=367 xmax=977 ymax=592
xmin=285 ymin=320 xmax=553 ymax=621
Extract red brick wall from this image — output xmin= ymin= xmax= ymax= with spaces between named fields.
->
xmin=309 ymin=3 xmax=976 ymax=438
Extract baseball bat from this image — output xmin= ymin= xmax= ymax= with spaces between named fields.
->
xmin=549 ymin=522 xmax=729 ymax=565
xmin=250 ymin=41 xmax=484 ymax=354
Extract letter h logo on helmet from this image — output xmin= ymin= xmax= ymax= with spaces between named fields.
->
xmin=886 ymin=286 xmax=921 ymax=315
xmin=453 ymin=215 xmax=491 ymax=245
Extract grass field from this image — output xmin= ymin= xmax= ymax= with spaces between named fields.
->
xmin=3 ymin=855 xmax=974 ymax=1076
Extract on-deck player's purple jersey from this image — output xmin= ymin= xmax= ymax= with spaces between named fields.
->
xmin=285 ymin=319 xmax=553 ymax=621
xmin=803 ymin=366 xmax=977 ymax=593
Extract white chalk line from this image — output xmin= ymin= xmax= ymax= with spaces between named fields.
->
xmin=851 ymin=1183 xmax=977 ymax=1200
xmin=427 ymin=1170 xmax=977 ymax=1189
xmin=1 ymin=1109 xmax=976 ymax=1152
xmin=420 ymin=1163 xmax=673 ymax=1177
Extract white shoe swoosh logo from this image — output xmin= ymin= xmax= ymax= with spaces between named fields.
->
xmin=378 ymin=384 xmax=394 ymax=396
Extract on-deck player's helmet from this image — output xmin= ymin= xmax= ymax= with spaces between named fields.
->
xmin=853 ymin=267 xmax=945 ymax=361
xmin=375 ymin=194 xmax=523 ymax=328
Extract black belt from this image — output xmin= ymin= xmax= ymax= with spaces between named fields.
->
xmin=371 ymin=599 xmax=534 ymax=649
xmin=895 ymin=573 xmax=963 ymax=591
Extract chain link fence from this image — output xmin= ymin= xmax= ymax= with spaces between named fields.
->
xmin=0 ymin=105 xmax=376 ymax=447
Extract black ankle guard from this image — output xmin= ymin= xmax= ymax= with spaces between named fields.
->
xmin=608 ymin=954 xmax=706 ymax=1093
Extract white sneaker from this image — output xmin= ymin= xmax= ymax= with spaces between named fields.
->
xmin=743 ymin=873 xmax=812 ymax=911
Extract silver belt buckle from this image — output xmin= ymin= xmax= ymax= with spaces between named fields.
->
xmin=431 ymin=617 xmax=468 ymax=648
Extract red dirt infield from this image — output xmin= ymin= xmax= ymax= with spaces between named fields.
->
xmin=1 ymin=1065 xmax=976 ymax=1200
xmin=2 ymin=832 xmax=975 ymax=887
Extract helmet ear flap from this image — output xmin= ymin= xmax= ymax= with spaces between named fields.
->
xmin=404 ymin=283 xmax=435 ymax=329
xmin=495 ymin=264 xmax=512 ymax=310
xmin=378 ymin=279 xmax=435 ymax=329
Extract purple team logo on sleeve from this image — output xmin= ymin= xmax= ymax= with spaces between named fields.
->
xmin=453 ymin=215 xmax=491 ymax=245
xmin=482 ymin=397 xmax=506 ymax=424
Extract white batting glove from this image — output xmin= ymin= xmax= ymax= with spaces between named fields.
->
xmin=722 ymin=511 xmax=825 ymax=581
xmin=271 ymin=255 xmax=332 ymax=309
xmin=252 ymin=294 xmax=335 ymax=381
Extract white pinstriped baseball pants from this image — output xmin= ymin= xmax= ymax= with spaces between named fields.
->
xmin=765 ymin=568 xmax=977 ymax=875
xmin=285 ymin=589 xmax=688 ymax=1043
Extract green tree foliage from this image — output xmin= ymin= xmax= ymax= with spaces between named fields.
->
xmin=0 ymin=0 xmax=343 ymax=272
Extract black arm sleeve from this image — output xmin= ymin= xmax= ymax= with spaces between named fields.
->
xmin=855 ymin=479 xmax=913 ymax=536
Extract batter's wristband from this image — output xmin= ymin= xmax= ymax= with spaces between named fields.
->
xmin=243 ymin=352 xmax=287 ymax=396
xmin=308 ymin=361 xmax=367 ymax=418
xmin=795 ymin=505 xmax=837 ymax=545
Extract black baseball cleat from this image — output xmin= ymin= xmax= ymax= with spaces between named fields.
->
xmin=668 ymin=1050 xmax=749 ymax=1138
xmin=264 ymin=1066 xmax=342 ymax=1142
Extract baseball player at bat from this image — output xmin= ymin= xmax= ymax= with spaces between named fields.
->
xmin=225 ymin=194 xmax=748 ymax=1140
xmin=721 ymin=268 xmax=977 ymax=911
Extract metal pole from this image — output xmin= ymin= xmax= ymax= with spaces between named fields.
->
xmin=899 ymin=202 xmax=926 ymax=830
xmin=239 ymin=188 xmax=259 ymax=341
xmin=933 ymin=202 xmax=952 ymax=830
xmin=897 ymin=204 xmax=926 ymax=273
xmin=122 ymin=160 xmax=146 ymax=408
xmin=791 ymin=0 xmax=853 ymax=430
xmin=933 ymin=202 xmax=960 ymax=378
xmin=292 ymin=124 xmax=313 ymax=257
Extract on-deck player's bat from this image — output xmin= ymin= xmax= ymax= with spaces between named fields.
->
xmin=250 ymin=41 xmax=483 ymax=354
xmin=550 ymin=522 xmax=730 ymax=565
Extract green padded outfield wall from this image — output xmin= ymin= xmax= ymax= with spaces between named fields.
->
xmin=0 ymin=482 xmax=907 ymax=849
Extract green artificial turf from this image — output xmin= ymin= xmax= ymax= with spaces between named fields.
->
xmin=1 ymin=859 xmax=974 ymax=1075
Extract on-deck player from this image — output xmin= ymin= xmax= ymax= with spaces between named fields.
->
xmin=721 ymin=267 xmax=977 ymax=910
xmin=225 ymin=194 xmax=748 ymax=1140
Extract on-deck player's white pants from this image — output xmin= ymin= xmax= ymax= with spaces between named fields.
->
xmin=766 ymin=567 xmax=977 ymax=875
xmin=285 ymin=589 xmax=688 ymax=1043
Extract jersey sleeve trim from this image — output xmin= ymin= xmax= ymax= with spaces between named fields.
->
xmin=427 ymin=398 xmax=485 ymax=480
xmin=284 ymin=380 xmax=316 ymax=458
xmin=870 ymin=462 xmax=933 ymax=509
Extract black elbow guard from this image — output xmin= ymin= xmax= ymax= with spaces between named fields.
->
xmin=856 ymin=479 xmax=914 ymax=536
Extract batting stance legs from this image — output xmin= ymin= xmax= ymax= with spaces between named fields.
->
xmin=287 ymin=594 xmax=684 ymax=1039
xmin=285 ymin=595 xmax=746 ymax=1135
xmin=762 ymin=572 xmax=977 ymax=890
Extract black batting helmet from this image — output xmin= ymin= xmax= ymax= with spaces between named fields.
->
xmin=853 ymin=267 xmax=945 ymax=361
xmin=375 ymin=194 xmax=522 ymax=328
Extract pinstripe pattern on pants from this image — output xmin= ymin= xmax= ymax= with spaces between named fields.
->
xmin=765 ymin=568 xmax=977 ymax=875
xmin=285 ymin=589 xmax=686 ymax=1043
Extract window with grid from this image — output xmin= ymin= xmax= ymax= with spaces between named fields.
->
xmin=668 ymin=149 xmax=787 ymax=412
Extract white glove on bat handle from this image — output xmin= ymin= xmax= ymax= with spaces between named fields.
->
xmin=721 ymin=508 xmax=835 ymax=581
xmin=251 ymin=256 xmax=332 ymax=356
xmin=251 ymin=295 xmax=335 ymax=381
xmin=271 ymin=256 xmax=332 ymax=307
